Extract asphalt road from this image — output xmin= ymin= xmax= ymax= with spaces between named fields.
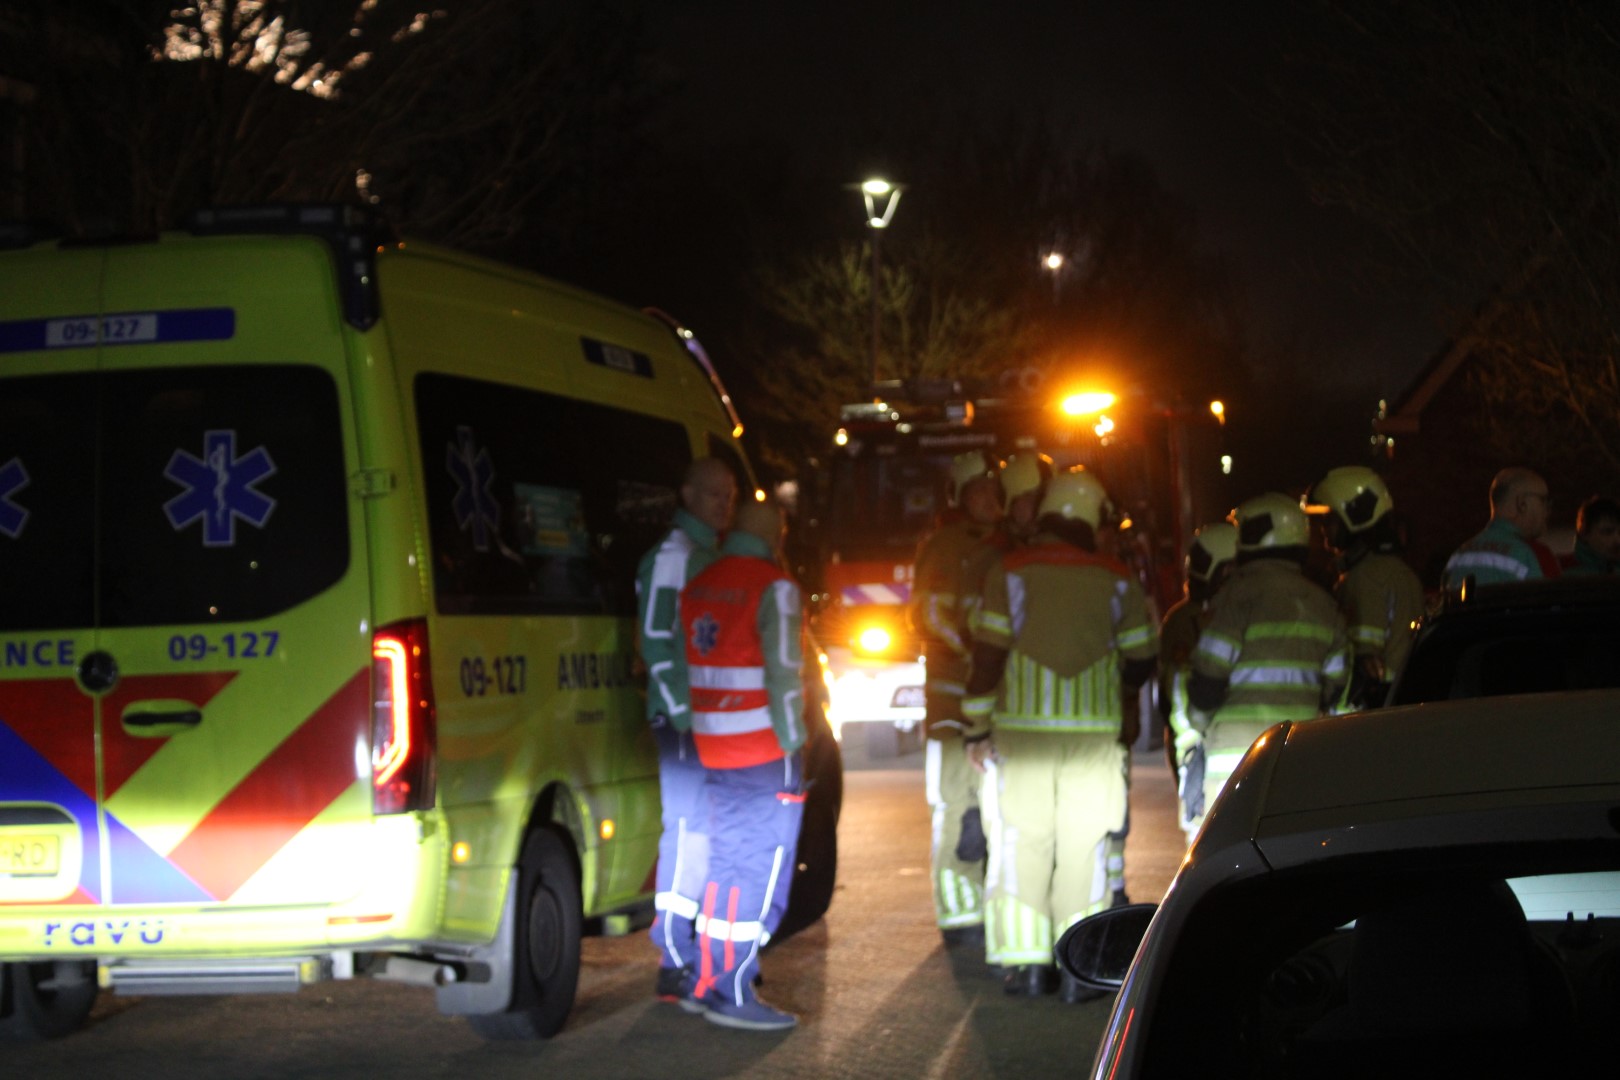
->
xmin=11 ymin=746 xmax=1183 ymax=1079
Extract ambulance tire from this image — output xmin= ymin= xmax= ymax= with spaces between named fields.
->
xmin=773 ymin=720 xmax=844 ymax=944
xmin=0 ymin=960 xmax=98 ymax=1041
xmin=467 ymin=827 xmax=581 ymax=1040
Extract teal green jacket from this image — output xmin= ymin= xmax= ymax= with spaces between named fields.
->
xmin=1443 ymin=519 xmax=1543 ymax=588
xmin=635 ymin=508 xmax=721 ymax=724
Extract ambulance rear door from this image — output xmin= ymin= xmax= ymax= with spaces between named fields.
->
xmin=1 ymin=234 xmax=380 ymax=923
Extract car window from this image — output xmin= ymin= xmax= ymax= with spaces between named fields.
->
xmin=1142 ymin=851 xmax=1617 ymax=1077
xmin=416 ymin=373 xmax=692 ymax=617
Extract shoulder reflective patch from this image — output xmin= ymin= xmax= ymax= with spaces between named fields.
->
xmin=580 ymin=337 xmax=653 ymax=378
xmin=447 ymin=426 xmax=500 ymax=551
xmin=0 ymin=308 xmax=235 ymax=353
xmin=0 ymin=456 xmax=29 ymax=538
xmin=163 ymin=430 xmax=277 ymax=546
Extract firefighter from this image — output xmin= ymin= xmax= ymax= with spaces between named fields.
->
xmin=635 ymin=457 xmax=737 ymax=1004
xmin=673 ymin=498 xmax=807 ymax=1031
xmin=1303 ymin=466 xmax=1425 ymax=708
xmin=1185 ymin=493 xmax=1349 ymax=824
xmin=910 ymin=450 xmax=1004 ymax=947
xmin=962 ymin=468 xmax=1157 ymax=1002
xmin=999 ymin=450 xmax=1053 ymax=543
xmin=1157 ymin=522 xmax=1237 ymax=840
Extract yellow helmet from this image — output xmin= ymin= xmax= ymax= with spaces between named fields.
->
xmin=1001 ymin=451 xmax=1053 ymax=511
xmin=1038 ymin=467 xmax=1112 ymax=529
xmin=1302 ymin=465 xmax=1394 ymax=533
xmin=949 ymin=450 xmax=999 ymax=505
xmin=1186 ymin=522 xmax=1238 ymax=584
xmin=1230 ymin=492 xmax=1309 ymax=551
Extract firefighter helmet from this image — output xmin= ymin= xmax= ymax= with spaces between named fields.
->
xmin=1302 ymin=466 xmax=1394 ymax=534
xmin=949 ymin=450 xmax=999 ymax=505
xmin=1186 ymin=522 xmax=1238 ymax=585
xmin=1230 ymin=492 xmax=1310 ymax=551
xmin=1038 ymin=467 xmax=1112 ymax=529
xmin=1001 ymin=451 xmax=1053 ymax=511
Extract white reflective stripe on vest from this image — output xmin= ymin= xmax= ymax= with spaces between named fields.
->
xmin=1230 ymin=665 xmax=1322 ymax=688
xmin=1446 ymin=550 xmax=1531 ymax=580
xmin=655 ymin=891 xmax=700 ymax=920
xmin=691 ymin=705 xmax=773 ymax=735
xmin=689 ymin=665 xmax=767 ymax=690
xmin=696 ymin=914 xmax=770 ymax=944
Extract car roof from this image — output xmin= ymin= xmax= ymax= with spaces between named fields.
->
xmin=1436 ymin=576 xmax=1620 ymax=616
xmin=1235 ymin=690 xmax=1620 ymax=869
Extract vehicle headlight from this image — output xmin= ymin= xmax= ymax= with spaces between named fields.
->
xmin=856 ymin=626 xmax=892 ymax=654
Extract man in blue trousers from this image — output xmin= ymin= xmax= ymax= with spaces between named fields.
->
xmin=675 ymin=498 xmax=807 ymax=1031
xmin=636 ymin=456 xmax=736 ymax=1003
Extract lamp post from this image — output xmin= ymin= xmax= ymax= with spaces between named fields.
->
xmin=856 ymin=178 xmax=902 ymax=394
xmin=1041 ymin=250 xmax=1065 ymax=305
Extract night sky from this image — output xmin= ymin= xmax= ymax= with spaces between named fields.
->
xmin=640 ymin=1 xmax=1440 ymax=402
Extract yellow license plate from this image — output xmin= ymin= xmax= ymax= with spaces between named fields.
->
xmin=0 ymin=834 xmax=60 ymax=877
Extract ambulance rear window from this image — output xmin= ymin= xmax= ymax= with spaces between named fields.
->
xmin=416 ymin=373 xmax=692 ymax=617
xmin=0 ymin=373 xmax=97 ymax=631
xmin=0 ymin=365 xmax=349 ymax=632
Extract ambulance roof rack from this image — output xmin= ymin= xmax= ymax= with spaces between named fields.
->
xmin=185 ymin=203 xmax=398 ymax=332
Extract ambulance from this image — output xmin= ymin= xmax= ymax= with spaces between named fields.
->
xmin=0 ymin=204 xmax=840 ymax=1039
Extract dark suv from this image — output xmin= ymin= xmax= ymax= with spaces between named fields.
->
xmin=1387 ymin=578 xmax=1620 ymax=706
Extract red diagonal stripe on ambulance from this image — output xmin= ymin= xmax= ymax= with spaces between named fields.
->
xmin=166 ymin=670 xmax=369 ymax=901
xmin=100 ymin=673 xmax=238 ymax=798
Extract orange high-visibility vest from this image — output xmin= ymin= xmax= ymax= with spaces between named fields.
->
xmin=682 ymin=556 xmax=791 ymax=769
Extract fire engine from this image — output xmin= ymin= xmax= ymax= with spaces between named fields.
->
xmin=797 ymin=376 xmax=1209 ymax=754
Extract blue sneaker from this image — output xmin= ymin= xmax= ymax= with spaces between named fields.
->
xmin=702 ymin=995 xmax=798 ymax=1031
xmin=655 ymin=966 xmax=706 ymax=1014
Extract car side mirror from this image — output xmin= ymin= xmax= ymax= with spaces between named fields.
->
xmin=1055 ymin=903 xmax=1156 ymax=988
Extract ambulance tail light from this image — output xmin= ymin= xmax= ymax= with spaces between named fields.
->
xmin=372 ymin=619 xmax=437 ymax=814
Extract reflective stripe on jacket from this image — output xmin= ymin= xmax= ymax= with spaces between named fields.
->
xmin=678 ymin=532 xmax=805 ymax=768
xmin=1192 ymin=558 xmax=1349 ymax=725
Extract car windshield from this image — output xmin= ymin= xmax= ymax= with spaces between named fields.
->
xmin=1139 ymin=847 xmax=1619 ymax=1078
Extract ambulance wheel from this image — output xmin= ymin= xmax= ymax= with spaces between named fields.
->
xmin=0 ymin=960 xmax=98 ymax=1041
xmin=467 ymin=828 xmax=581 ymax=1040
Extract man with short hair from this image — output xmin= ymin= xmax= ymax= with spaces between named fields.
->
xmin=636 ymin=457 xmax=736 ymax=1005
xmin=1443 ymin=467 xmax=1554 ymax=588
xmin=1563 ymin=495 xmax=1620 ymax=576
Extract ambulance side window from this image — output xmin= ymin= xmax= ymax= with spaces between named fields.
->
xmin=416 ymin=373 xmax=691 ymax=617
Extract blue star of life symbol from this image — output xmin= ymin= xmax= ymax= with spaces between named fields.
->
xmin=447 ymin=426 xmax=500 ymax=552
xmin=0 ymin=456 xmax=30 ymax=539
xmin=692 ymin=612 xmax=721 ymax=656
xmin=163 ymin=430 xmax=277 ymax=547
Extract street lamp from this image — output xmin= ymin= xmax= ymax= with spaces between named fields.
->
xmin=855 ymin=177 xmax=903 ymax=394
xmin=1041 ymin=250 xmax=1065 ymax=304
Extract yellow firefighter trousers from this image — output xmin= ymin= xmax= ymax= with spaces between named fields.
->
xmin=983 ymin=729 xmax=1127 ymax=966
xmin=926 ymin=738 xmax=985 ymax=929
